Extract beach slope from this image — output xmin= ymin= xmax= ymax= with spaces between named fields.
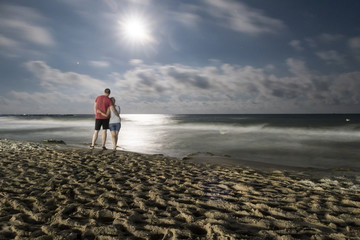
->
xmin=0 ymin=139 xmax=360 ymax=239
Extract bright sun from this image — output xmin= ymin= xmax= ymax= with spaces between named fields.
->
xmin=119 ymin=15 xmax=153 ymax=45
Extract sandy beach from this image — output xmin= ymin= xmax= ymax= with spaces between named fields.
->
xmin=1 ymin=139 xmax=360 ymax=239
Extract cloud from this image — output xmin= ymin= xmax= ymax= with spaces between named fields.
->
xmin=330 ymin=72 xmax=360 ymax=104
xmin=172 ymin=11 xmax=200 ymax=28
xmin=349 ymin=36 xmax=360 ymax=51
xmin=111 ymin=59 xmax=360 ymax=113
xmin=305 ymin=33 xmax=344 ymax=48
xmin=0 ymin=34 xmax=19 ymax=48
xmin=348 ymin=36 xmax=360 ymax=61
xmin=0 ymin=96 xmax=9 ymax=106
xmin=316 ymin=50 xmax=345 ymax=65
xmin=0 ymin=4 xmax=55 ymax=59
xmin=317 ymin=33 xmax=344 ymax=43
xmin=308 ymin=33 xmax=345 ymax=45
xmin=10 ymin=90 xmax=66 ymax=105
xmin=286 ymin=58 xmax=310 ymax=77
xmin=114 ymin=62 xmax=259 ymax=103
xmin=0 ymin=4 xmax=55 ymax=47
xmin=170 ymin=4 xmax=201 ymax=28
xmin=3 ymin=58 xmax=360 ymax=114
xmin=171 ymin=0 xmax=285 ymax=35
xmin=7 ymin=89 xmax=98 ymax=114
xmin=25 ymin=61 xmax=106 ymax=91
xmin=89 ymin=60 xmax=110 ymax=68
xmin=2 ymin=61 xmax=112 ymax=114
xmin=2 ymin=19 xmax=54 ymax=46
xmin=202 ymin=0 xmax=285 ymax=34
xmin=289 ymin=40 xmax=304 ymax=51
xmin=129 ymin=59 xmax=143 ymax=66
xmin=0 ymin=34 xmax=22 ymax=58
xmin=166 ymin=66 xmax=211 ymax=89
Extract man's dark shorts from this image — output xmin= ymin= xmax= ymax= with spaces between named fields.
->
xmin=95 ymin=119 xmax=110 ymax=130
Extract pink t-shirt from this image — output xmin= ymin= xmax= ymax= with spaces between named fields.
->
xmin=95 ymin=95 xmax=113 ymax=119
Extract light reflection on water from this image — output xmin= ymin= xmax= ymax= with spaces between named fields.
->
xmin=116 ymin=114 xmax=171 ymax=154
xmin=124 ymin=114 xmax=174 ymax=126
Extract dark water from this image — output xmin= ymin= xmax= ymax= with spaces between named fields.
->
xmin=1 ymin=114 xmax=359 ymax=169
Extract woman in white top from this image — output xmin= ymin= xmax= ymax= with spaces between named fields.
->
xmin=97 ymin=97 xmax=121 ymax=150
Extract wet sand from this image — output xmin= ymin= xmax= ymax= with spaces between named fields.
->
xmin=0 ymin=139 xmax=360 ymax=239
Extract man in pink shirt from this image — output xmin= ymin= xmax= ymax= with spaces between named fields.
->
xmin=90 ymin=88 xmax=120 ymax=150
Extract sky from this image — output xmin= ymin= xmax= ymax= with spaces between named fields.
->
xmin=0 ymin=0 xmax=360 ymax=114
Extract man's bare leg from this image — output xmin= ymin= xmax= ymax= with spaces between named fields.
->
xmin=102 ymin=130 xmax=107 ymax=148
xmin=91 ymin=130 xmax=99 ymax=147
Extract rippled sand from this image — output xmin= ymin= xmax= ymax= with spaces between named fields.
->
xmin=0 ymin=139 xmax=360 ymax=239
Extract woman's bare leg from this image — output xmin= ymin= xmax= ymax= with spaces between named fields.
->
xmin=111 ymin=131 xmax=117 ymax=150
xmin=114 ymin=131 xmax=119 ymax=148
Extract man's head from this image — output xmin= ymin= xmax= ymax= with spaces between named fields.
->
xmin=104 ymin=88 xmax=111 ymax=96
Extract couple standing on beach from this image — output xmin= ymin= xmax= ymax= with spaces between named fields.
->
xmin=90 ymin=88 xmax=121 ymax=150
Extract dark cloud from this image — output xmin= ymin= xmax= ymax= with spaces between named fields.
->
xmin=116 ymin=60 xmax=360 ymax=113
xmin=330 ymin=72 xmax=360 ymax=104
xmin=167 ymin=67 xmax=211 ymax=89
xmin=138 ymin=72 xmax=156 ymax=87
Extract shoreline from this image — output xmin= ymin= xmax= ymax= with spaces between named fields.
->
xmin=182 ymin=152 xmax=360 ymax=181
xmin=33 ymin=138 xmax=360 ymax=177
xmin=1 ymin=139 xmax=360 ymax=239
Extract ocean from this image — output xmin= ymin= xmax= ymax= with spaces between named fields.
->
xmin=0 ymin=114 xmax=359 ymax=170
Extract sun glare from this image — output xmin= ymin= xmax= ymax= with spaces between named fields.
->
xmin=119 ymin=15 xmax=153 ymax=45
xmin=124 ymin=18 xmax=146 ymax=39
